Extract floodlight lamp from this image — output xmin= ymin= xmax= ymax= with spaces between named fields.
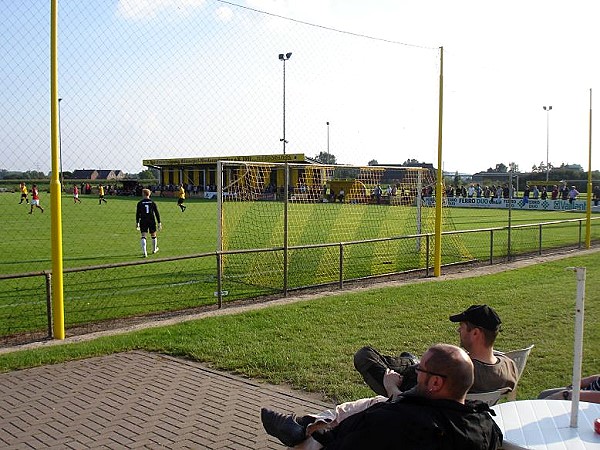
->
xmin=286 ymin=52 xmax=292 ymax=59
xmin=278 ymin=53 xmax=284 ymax=60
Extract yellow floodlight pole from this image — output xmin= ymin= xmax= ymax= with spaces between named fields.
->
xmin=50 ymin=0 xmax=65 ymax=339
xmin=434 ymin=46 xmax=444 ymax=277
xmin=585 ymin=88 xmax=592 ymax=248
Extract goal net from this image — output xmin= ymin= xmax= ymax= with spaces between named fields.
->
xmin=217 ymin=161 xmax=471 ymax=295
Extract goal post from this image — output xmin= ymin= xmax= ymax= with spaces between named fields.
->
xmin=217 ymin=161 xmax=471 ymax=294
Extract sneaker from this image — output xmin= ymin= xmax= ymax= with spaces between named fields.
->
xmin=142 ymin=253 xmax=147 ymax=258
xmin=153 ymin=248 xmax=159 ymax=254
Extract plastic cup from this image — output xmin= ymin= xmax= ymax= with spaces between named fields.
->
xmin=595 ymin=417 xmax=600 ymax=434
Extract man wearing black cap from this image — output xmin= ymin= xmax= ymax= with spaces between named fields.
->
xmin=354 ymin=304 xmax=518 ymax=396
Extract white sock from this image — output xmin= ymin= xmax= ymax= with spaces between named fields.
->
xmin=152 ymin=237 xmax=158 ymax=252
xmin=141 ymin=237 xmax=147 ymax=255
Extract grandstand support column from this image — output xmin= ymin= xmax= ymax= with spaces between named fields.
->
xmin=434 ymin=46 xmax=444 ymax=277
xmin=283 ymin=163 xmax=289 ymax=296
xmin=585 ymin=88 xmax=592 ymax=248
xmin=50 ymin=0 xmax=65 ymax=340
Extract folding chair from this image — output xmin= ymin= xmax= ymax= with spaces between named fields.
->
xmin=496 ymin=344 xmax=534 ymax=401
xmin=466 ymin=387 xmax=512 ymax=406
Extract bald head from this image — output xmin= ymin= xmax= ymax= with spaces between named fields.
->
xmin=422 ymin=344 xmax=474 ymax=400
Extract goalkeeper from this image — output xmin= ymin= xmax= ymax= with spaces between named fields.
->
xmin=136 ymin=189 xmax=162 ymax=257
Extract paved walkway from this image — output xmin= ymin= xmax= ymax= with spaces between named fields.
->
xmin=0 ymin=351 xmax=332 ymax=449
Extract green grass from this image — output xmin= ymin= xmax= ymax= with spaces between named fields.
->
xmin=1 ymin=190 xmax=597 ymax=337
xmin=0 ymin=251 xmax=597 ymax=405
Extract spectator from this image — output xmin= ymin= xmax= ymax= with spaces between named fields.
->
xmin=354 ymin=304 xmax=517 ymax=397
xmin=551 ymin=185 xmax=559 ymax=200
xmin=568 ymin=185 xmax=579 ymax=205
xmin=522 ymin=184 xmax=530 ymax=206
xmin=261 ymin=343 xmax=503 ymax=449
xmin=538 ymin=374 xmax=600 ymax=403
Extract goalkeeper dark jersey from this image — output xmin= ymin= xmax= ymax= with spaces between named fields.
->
xmin=136 ymin=198 xmax=161 ymax=225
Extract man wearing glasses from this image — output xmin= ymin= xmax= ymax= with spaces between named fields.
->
xmin=261 ymin=344 xmax=503 ymax=449
xmin=354 ymin=304 xmax=518 ymax=396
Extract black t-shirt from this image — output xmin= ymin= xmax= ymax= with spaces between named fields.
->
xmin=136 ymin=198 xmax=161 ymax=224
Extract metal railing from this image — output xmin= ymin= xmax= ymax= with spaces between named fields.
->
xmin=1 ymin=216 xmax=598 ymax=342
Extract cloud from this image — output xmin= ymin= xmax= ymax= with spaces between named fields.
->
xmin=117 ymin=0 xmax=206 ymax=20
xmin=215 ymin=6 xmax=234 ymax=23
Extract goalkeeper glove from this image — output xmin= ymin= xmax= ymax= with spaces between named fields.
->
xmin=136 ymin=223 xmax=140 ymax=231
xmin=158 ymin=223 xmax=163 ymax=231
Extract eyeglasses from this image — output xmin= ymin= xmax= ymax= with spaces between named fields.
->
xmin=414 ymin=364 xmax=447 ymax=378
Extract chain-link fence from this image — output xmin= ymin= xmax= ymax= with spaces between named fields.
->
xmin=2 ymin=3 xmax=599 ymax=344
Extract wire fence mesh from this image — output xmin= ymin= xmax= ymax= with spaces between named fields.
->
xmin=1 ymin=3 xmax=599 ymax=343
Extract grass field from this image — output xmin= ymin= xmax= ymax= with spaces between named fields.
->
xmin=1 ymin=190 xmax=596 ymax=337
xmin=0 ymin=250 xmax=598 ymax=405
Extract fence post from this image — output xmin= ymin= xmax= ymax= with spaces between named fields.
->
xmin=44 ymin=272 xmax=53 ymax=339
xmin=538 ymin=224 xmax=543 ymax=255
xmin=578 ymin=220 xmax=582 ymax=249
xmin=216 ymin=252 xmax=223 ymax=309
xmin=425 ymin=234 xmax=430 ymax=277
xmin=339 ymin=243 xmax=344 ymax=289
xmin=489 ymin=230 xmax=494 ymax=264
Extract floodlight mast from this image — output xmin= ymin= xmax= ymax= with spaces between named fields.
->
xmin=279 ymin=52 xmax=292 ymax=155
xmin=543 ymin=105 xmax=552 ymax=182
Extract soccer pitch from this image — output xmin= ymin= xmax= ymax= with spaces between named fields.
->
xmin=0 ymin=190 xmax=593 ymax=337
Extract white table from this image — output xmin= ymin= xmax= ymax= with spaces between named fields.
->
xmin=491 ymin=400 xmax=600 ymax=449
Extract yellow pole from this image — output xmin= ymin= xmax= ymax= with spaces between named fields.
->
xmin=50 ymin=0 xmax=65 ymax=339
xmin=585 ymin=89 xmax=592 ymax=248
xmin=434 ymin=47 xmax=444 ymax=277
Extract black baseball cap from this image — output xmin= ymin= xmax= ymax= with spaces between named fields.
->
xmin=449 ymin=305 xmax=502 ymax=332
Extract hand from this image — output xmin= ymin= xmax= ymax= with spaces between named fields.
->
xmin=158 ymin=223 xmax=163 ymax=231
xmin=136 ymin=224 xmax=140 ymax=231
xmin=383 ymin=368 xmax=403 ymax=397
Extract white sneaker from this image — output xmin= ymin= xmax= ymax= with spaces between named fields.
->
xmin=153 ymin=247 xmax=159 ymax=254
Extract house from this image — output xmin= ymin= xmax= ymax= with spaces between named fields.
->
xmin=71 ymin=169 xmax=125 ymax=180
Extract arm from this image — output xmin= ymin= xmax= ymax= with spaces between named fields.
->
xmin=547 ymin=389 xmax=600 ymax=404
xmin=580 ymin=374 xmax=600 ymax=389
xmin=153 ymin=202 xmax=161 ymax=224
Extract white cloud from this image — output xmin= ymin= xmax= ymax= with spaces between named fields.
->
xmin=116 ymin=0 xmax=206 ymax=20
xmin=215 ymin=6 xmax=234 ymax=23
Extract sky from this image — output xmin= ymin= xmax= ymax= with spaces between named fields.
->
xmin=1 ymin=0 xmax=599 ymax=175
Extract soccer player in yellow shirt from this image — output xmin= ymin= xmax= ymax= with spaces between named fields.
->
xmin=177 ymin=184 xmax=186 ymax=212
xmin=19 ymin=182 xmax=29 ymax=204
xmin=98 ymin=184 xmax=107 ymax=204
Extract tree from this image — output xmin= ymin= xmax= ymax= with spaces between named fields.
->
xmin=314 ymin=152 xmax=336 ymax=164
xmin=368 ymin=159 xmax=378 ymax=166
xmin=138 ymin=169 xmax=159 ymax=180
xmin=508 ymin=162 xmax=519 ymax=173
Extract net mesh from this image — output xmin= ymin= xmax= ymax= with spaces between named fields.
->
xmin=219 ymin=161 xmax=472 ymax=291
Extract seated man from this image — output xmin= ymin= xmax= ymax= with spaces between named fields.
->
xmin=261 ymin=344 xmax=503 ymax=449
xmin=354 ymin=304 xmax=518 ymax=396
xmin=538 ymin=373 xmax=600 ymax=403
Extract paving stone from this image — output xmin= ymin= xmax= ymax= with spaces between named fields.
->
xmin=0 ymin=351 xmax=332 ymax=449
